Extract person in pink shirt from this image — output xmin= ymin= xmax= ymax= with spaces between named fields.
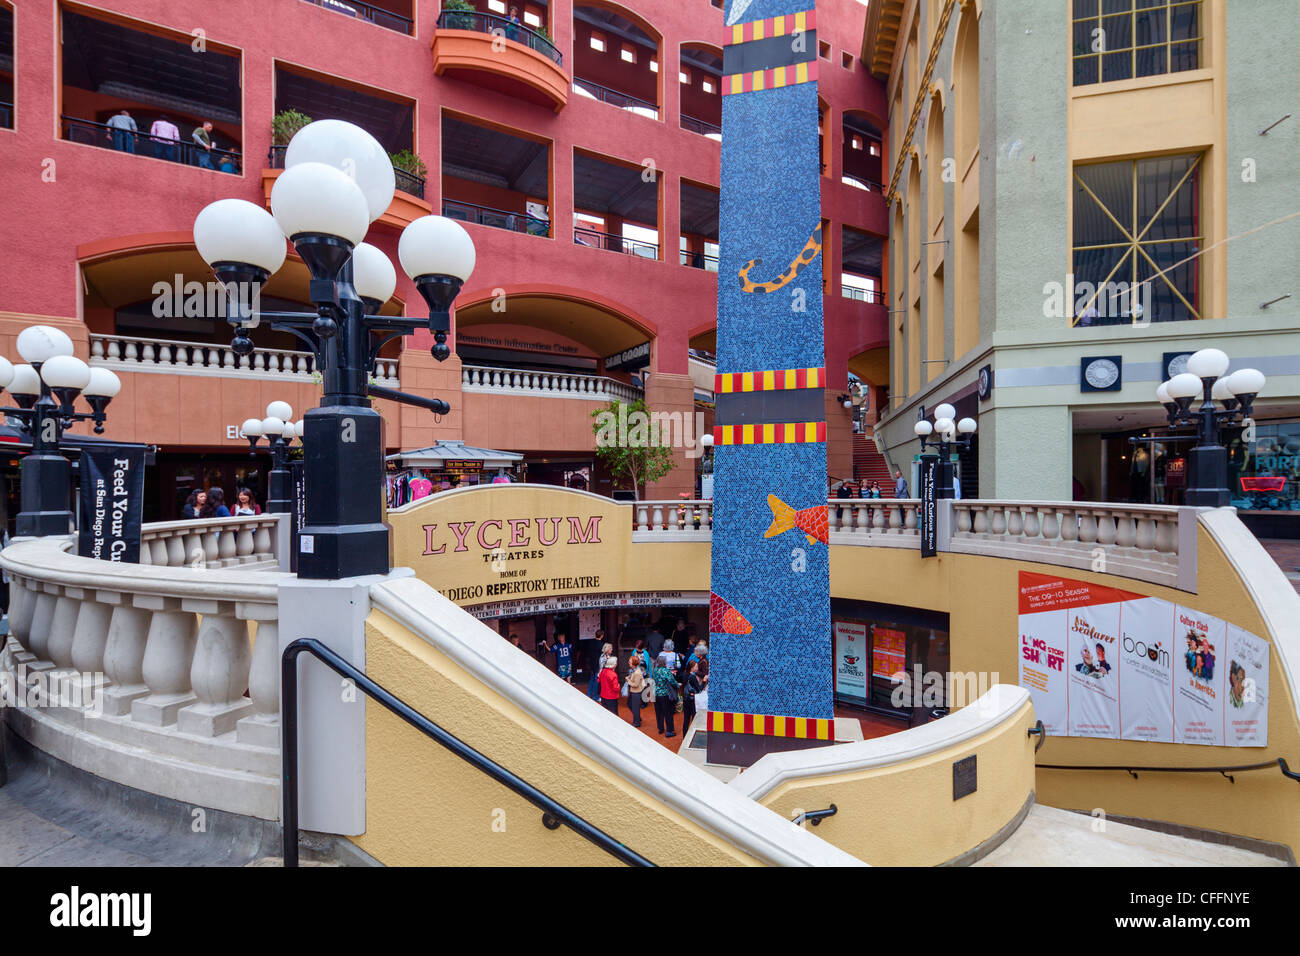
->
xmin=150 ymin=115 xmax=180 ymax=162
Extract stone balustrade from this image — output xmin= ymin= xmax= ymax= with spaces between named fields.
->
xmin=139 ymin=514 xmax=285 ymax=569
xmin=630 ymin=499 xmax=922 ymax=547
xmin=461 ymin=364 xmax=643 ymax=403
xmin=949 ymin=500 xmax=1195 ymax=590
xmin=0 ymin=522 xmax=289 ymax=819
xmin=90 ymin=332 xmax=400 ymax=387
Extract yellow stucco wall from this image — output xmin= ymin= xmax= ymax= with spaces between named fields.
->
xmin=754 ymin=698 xmax=1037 ymax=866
xmin=351 ymin=609 xmax=765 ymax=866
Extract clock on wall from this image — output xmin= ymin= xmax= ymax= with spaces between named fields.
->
xmin=977 ymin=365 xmax=993 ymax=402
xmin=1080 ymin=355 xmax=1123 ymax=392
xmin=1163 ymin=351 xmax=1193 ymax=381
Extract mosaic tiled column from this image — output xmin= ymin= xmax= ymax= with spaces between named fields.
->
xmin=707 ymin=0 xmax=833 ymax=767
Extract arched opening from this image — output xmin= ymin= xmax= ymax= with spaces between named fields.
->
xmin=891 ymin=201 xmax=905 ymax=410
xmin=906 ymin=163 xmax=921 ymax=399
xmin=572 ymin=2 xmax=662 ymax=119
xmin=679 ymin=42 xmax=722 ymax=138
xmin=953 ymin=6 xmax=980 ymax=358
xmin=924 ymin=94 xmax=945 ymax=382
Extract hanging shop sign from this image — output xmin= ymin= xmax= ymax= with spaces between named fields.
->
xmin=605 ymin=342 xmax=651 ymax=372
xmin=467 ymin=590 xmax=709 ymax=620
xmin=1017 ymin=571 xmax=1268 ymax=746
xmin=833 ymin=620 xmax=868 ymax=702
xmin=442 ymin=460 xmax=483 ymax=474
xmin=77 ymin=444 xmax=146 ymax=563
xmin=920 ymin=456 xmax=938 ymax=558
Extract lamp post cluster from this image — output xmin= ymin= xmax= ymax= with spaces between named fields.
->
xmin=913 ymin=403 xmax=977 ymax=500
xmin=0 ymin=326 xmax=122 ymax=536
xmin=192 ymin=119 xmax=476 ymax=579
xmin=1155 ymin=348 xmax=1266 ymax=507
xmin=241 ymin=401 xmax=303 ymax=515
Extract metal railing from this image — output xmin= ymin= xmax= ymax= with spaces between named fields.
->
xmin=1037 ymin=757 xmax=1300 ymax=786
xmin=574 ymin=226 xmax=659 ymax=259
xmin=436 ymin=9 xmax=563 ymax=66
xmin=842 ymin=174 xmax=883 ymax=192
xmin=680 ymin=114 xmax=722 ymax=138
xmin=571 ymin=78 xmax=659 ymax=118
xmin=442 ymin=198 xmax=550 ymax=236
xmin=62 ymin=115 xmax=242 ymax=172
xmin=843 ymin=286 xmax=882 ymax=303
xmin=304 ymin=0 xmax=413 ymax=34
xmin=268 ymin=143 xmax=425 ymax=199
xmin=280 ymin=638 xmax=652 ymax=866
xmin=680 ymin=250 xmax=719 ymax=271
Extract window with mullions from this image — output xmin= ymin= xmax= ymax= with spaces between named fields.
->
xmin=1072 ymin=0 xmax=1202 ymax=86
xmin=1072 ymin=153 xmax=1202 ymax=326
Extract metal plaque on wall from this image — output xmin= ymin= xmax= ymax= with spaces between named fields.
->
xmin=953 ymin=755 xmax=977 ymax=800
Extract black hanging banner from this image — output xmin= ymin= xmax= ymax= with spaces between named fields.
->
xmin=78 ymin=444 xmax=146 ymax=563
xmin=920 ymin=456 xmax=938 ymax=559
xmin=291 ymin=459 xmax=305 ymax=573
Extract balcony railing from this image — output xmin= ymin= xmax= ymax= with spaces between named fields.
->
xmin=680 ymin=250 xmax=719 ymax=271
xmin=574 ymin=226 xmax=659 ymax=259
xmin=571 ymin=78 xmax=658 ymax=119
xmin=681 ymin=114 xmax=722 ymax=139
xmin=89 ymin=332 xmax=399 ymax=386
xmin=303 ymin=0 xmax=413 ymax=34
xmin=268 ymin=144 xmax=425 ymax=199
xmin=62 ymin=116 xmax=242 ymax=172
xmin=843 ymin=286 xmax=882 ymax=303
xmin=842 ymin=174 xmax=884 ymax=192
xmin=442 ymin=198 xmax=550 ymax=236
xmin=461 ymin=365 xmax=642 ymax=403
xmin=436 ymin=9 xmax=562 ymax=66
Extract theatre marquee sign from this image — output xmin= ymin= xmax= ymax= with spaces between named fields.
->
xmin=388 ymin=484 xmax=708 ymax=610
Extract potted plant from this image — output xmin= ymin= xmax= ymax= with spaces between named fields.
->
xmin=389 ymin=149 xmax=428 ymax=185
xmin=271 ymin=109 xmax=313 ymax=148
xmin=442 ymin=0 xmax=477 ymax=30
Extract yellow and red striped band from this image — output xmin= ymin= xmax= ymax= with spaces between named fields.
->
xmin=725 ymin=10 xmax=816 ymax=46
xmin=723 ymin=61 xmax=817 ymax=96
xmin=713 ymin=421 xmax=826 ymax=445
xmin=715 ymin=367 xmax=825 ymax=394
xmin=708 ymin=710 xmax=833 ymax=740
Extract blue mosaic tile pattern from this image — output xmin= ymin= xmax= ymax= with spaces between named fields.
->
xmin=709 ymin=0 xmax=831 ymax=723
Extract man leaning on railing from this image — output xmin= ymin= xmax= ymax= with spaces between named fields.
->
xmin=106 ymin=110 xmax=137 ymax=154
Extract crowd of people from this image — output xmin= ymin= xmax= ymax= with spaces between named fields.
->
xmin=181 ymin=487 xmax=262 ymax=519
xmin=515 ymin=617 xmax=710 ymax=741
xmin=103 ymin=110 xmax=241 ymax=173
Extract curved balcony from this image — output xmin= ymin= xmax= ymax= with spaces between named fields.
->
xmin=461 ymin=364 xmax=642 ymax=403
xmin=432 ymin=10 xmax=569 ymax=113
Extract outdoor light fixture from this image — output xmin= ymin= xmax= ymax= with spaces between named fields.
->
xmin=0 ymin=324 xmax=123 ymax=535
xmin=913 ymin=402 xmax=976 ymax=500
xmin=242 ymin=401 xmax=301 ymax=515
xmin=1154 ymin=348 xmax=1266 ymax=507
xmin=192 ymin=119 xmax=474 ymax=578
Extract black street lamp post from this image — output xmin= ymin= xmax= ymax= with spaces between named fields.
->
xmin=194 ymin=121 xmax=475 ymax=580
xmin=912 ymin=403 xmax=977 ymax=500
xmin=0 ymin=327 xmax=121 ymax=537
xmin=1157 ymin=349 xmax=1265 ymax=508
xmin=241 ymin=402 xmax=301 ymax=515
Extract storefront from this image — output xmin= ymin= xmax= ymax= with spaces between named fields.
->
xmin=386 ymin=441 xmax=524 ymax=507
xmin=832 ymin=599 xmax=951 ymax=726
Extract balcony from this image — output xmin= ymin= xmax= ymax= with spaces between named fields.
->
xmin=443 ymin=199 xmax=550 ymax=237
xmin=64 ymin=116 xmax=243 ymax=172
xmin=680 ymin=114 xmax=721 ymax=140
xmin=571 ymin=78 xmax=658 ymax=119
xmin=461 ymin=364 xmax=642 ymax=403
xmin=89 ymin=332 xmax=400 ymax=386
xmin=433 ymin=10 xmax=569 ymax=112
xmin=302 ymin=0 xmax=414 ymax=35
xmin=680 ymin=250 xmax=718 ymax=271
xmin=574 ymin=226 xmax=658 ymax=259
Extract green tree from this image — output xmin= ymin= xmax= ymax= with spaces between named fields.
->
xmin=591 ymin=398 xmax=676 ymax=500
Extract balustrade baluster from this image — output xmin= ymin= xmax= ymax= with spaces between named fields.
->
xmin=1154 ymin=516 xmax=1176 ymax=554
xmin=253 ymin=523 xmax=273 ymax=561
xmin=1136 ymin=517 xmax=1156 ymax=552
xmin=132 ymin=603 xmax=199 ymax=726
xmin=889 ymin=505 xmax=904 ymax=533
xmin=972 ymin=506 xmax=990 ymax=535
xmin=1095 ymin=512 xmax=1116 ymax=546
xmin=1022 ymin=508 xmax=1040 ymax=539
xmin=1077 ymin=512 xmax=1098 ymax=544
xmin=159 ymin=345 xmax=172 ymax=366
xmin=100 ymin=603 xmax=152 ymax=716
xmin=108 ymin=340 xmax=122 ymax=361
xmin=236 ymin=526 xmax=255 ymax=562
xmin=125 ymin=342 xmax=139 ymax=363
xmin=651 ymin=505 xmax=664 ymax=530
xmin=46 ymin=592 xmax=81 ymax=669
xmin=141 ymin=343 xmax=155 ymax=364
xmin=1007 ymin=508 xmax=1024 ymax=537
xmin=1059 ymin=509 xmax=1078 ymax=542
xmin=91 ymin=339 xmax=105 ymax=360
xmin=636 ymin=505 xmax=649 ymax=531
xmin=26 ymin=590 xmax=58 ymax=663
xmin=237 ymin=618 xmax=281 ymax=747
xmin=990 ymin=508 xmax=1007 ymax=536
xmin=1041 ymin=509 xmax=1060 ymax=542
xmin=904 ymin=504 xmax=918 ymax=531
xmin=956 ymin=506 xmax=972 ymax=534
xmin=1115 ymin=514 xmax=1136 ymax=549
xmin=218 ymin=526 xmax=238 ymax=566
xmin=178 ymin=605 xmax=253 ymax=737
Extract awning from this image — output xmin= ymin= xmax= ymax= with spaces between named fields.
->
xmin=386 ymin=440 xmax=524 ymax=470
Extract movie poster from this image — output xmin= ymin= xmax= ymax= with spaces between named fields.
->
xmin=1066 ymin=601 xmax=1121 ymax=739
xmin=1118 ymin=596 xmax=1175 ymax=743
xmin=1016 ymin=572 xmax=1268 ymax=747
xmin=833 ymin=620 xmax=868 ymax=703
xmin=1224 ymin=624 xmax=1269 ymax=747
xmin=1173 ymin=605 xmax=1226 ymax=746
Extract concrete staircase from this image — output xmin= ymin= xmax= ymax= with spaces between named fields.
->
xmin=853 ymin=431 xmax=897 ymax=495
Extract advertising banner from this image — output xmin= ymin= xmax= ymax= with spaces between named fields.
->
xmin=833 ymin=620 xmax=868 ymax=702
xmin=1016 ymin=571 xmax=1268 ymax=747
xmin=871 ymin=625 xmax=906 ymax=681
xmin=77 ymin=444 xmax=146 ymax=563
xmin=920 ymin=456 xmax=937 ymax=558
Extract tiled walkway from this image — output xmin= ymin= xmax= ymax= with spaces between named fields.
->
xmin=1258 ymin=538 xmax=1300 ymax=594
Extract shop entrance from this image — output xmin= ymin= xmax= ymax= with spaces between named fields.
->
xmin=153 ymin=452 xmax=272 ymax=521
xmin=832 ymin=600 xmax=951 ymax=727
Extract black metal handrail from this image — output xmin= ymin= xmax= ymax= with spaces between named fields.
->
xmin=1037 ymin=757 xmax=1299 ymax=786
xmin=680 ymin=249 xmax=719 ymax=271
xmin=575 ymin=226 xmax=658 ymax=259
xmin=1027 ymin=720 xmax=1046 ymax=752
xmin=436 ymin=9 xmax=563 ymax=66
xmin=681 ymin=114 xmax=722 ymax=138
xmin=280 ymin=637 xmax=653 ymax=867
xmin=442 ymin=198 xmax=550 ymax=236
xmin=843 ymin=286 xmax=882 ymax=303
xmin=268 ymin=143 xmax=425 ymax=199
xmin=304 ymin=0 xmax=413 ymax=33
xmin=572 ymin=77 xmax=658 ymax=117
xmin=63 ymin=115 xmax=242 ymax=172
xmin=793 ymin=804 xmax=837 ymax=827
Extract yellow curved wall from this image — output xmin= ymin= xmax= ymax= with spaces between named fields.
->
xmin=351 ymin=608 xmax=764 ymax=866
xmin=754 ymin=697 xmax=1037 ymax=866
